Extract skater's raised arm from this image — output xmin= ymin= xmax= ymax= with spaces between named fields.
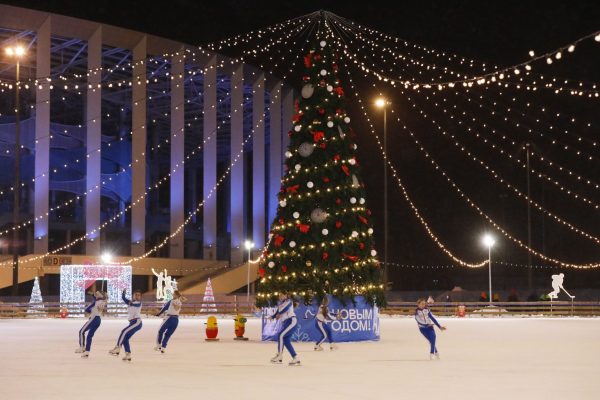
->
xmin=156 ymin=300 xmax=171 ymax=316
xmin=122 ymin=289 xmax=142 ymax=307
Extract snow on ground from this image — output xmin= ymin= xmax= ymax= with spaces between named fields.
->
xmin=0 ymin=317 xmax=598 ymax=400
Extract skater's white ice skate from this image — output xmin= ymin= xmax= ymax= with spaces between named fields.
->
xmin=330 ymin=344 xmax=338 ymax=351
xmin=314 ymin=344 xmax=323 ymax=351
xmin=122 ymin=352 xmax=131 ymax=361
xmin=81 ymin=351 xmax=89 ymax=358
xmin=270 ymin=353 xmax=282 ymax=363
xmin=108 ymin=346 xmax=120 ymax=356
xmin=288 ymin=357 xmax=301 ymax=366
xmin=75 ymin=347 xmax=85 ymax=353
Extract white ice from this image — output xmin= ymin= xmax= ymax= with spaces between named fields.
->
xmin=0 ymin=317 xmax=598 ymax=400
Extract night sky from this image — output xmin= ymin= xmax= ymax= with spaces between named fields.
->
xmin=6 ymin=0 xmax=600 ymax=292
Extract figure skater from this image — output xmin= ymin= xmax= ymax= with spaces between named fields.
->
xmin=267 ymin=291 xmax=300 ymax=366
xmin=314 ymin=296 xmax=339 ymax=351
xmin=109 ymin=289 xmax=142 ymax=361
xmin=415 ymin=298 xmax=446 ymax=360
xmin=155 ymin=290 xmax=186 ymax=353
xmin=76 ymin=291 xmax=106 ymax=357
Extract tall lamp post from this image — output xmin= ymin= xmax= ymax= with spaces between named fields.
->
xmin=244 ymin=240 xmax=254 ymax=307
xmin=374 ymin=97 xmax=390 ymax=290
xmin=482 ymin=234 xmax=496 ymax=304
xmin=6 ymin=44 xmax=26 ymax=296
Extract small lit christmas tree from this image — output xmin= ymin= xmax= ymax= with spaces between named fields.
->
xmin=256 ymin=35 xmax=385 ymax=307
xmin=200 ymin=277 xmax=217 ymax=312
xmin=27 ymin=276 xmax=46 ymax=315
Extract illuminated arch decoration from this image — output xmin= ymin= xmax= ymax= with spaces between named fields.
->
xmin=60 ymin=264 xmax=132 ymax=312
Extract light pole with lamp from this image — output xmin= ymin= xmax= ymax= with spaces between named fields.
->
xmin=482 ymin=234 xmax=496 ymax=304
xmin=6 ymin=44 xmax=26 ymax=296
xmin=374 ymin=97 xmax=390 ymax=290
xmin=244 ymin=240 xmax=254 ymax=307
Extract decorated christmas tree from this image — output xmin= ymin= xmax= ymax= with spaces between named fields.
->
xmin=27 ymin=276 xmax=46 ymax=315
xmin=256 ymin=35 xmax=385 ymax=307
xmin=200 ymin=277 xmax=217 ymax=312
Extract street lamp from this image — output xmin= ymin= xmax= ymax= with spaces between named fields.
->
xmin=482 ymin=234 xmax=496 ymax=304
xmin=101 ymin=252 xmax=113 ymax=264
xmin=6 ymin=44 xmax=26 ymax=296
xmin=244 ymin=240 xmax=254 ymax=306
xmin=374 ymin=97 xmax=390 ymax=290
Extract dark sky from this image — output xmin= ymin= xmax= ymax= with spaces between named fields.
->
xmin=5 ymin=0 xmax=600 ymax=292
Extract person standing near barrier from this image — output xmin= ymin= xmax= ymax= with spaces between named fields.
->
xmin=314 ymin=296 xmax=339 ymax=351
xmin=154 ymin=290 xmax=186 ymax=353
xmin=267 ymin=291 xmax=300 ymax=366
xmin=415 ymin=298 xmax=446 ymax=360
xmin=109 ymin=289 xmax=143 ymax=361
xmin=76 ymin=291 xmax=106 ymax=358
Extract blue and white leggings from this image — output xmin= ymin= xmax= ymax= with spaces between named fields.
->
xmin=157 ymin=316 xmax=179 ymax=348
xmin=316 ymin=321 xmax=333 ymax=346
xmin=277 ymin=317 xmax=297 ymax=358
xmin=117 ymin=318 xmax=143 ymax=353
xmin=419 ymin=326 xmax=437 ymax=354
xmin=79 ymin=316 xmax=101 ymax=351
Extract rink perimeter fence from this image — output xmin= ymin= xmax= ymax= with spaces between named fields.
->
xmin=1 ymin=298 xmax=600 ymax=318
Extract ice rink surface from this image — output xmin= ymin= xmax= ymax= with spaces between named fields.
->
xmin=1 ymin=316 xmax=598 ymax=400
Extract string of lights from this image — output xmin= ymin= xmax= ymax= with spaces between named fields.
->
xmin=0 ymin=13 xmax=314 ymax=89
xmin=0 ymin=14 xmax=321 ymax=269
xmin=332 ymin=17 xmax=600 ymax=167
xmin=328 ymin=21 xmax=600 ymax=269
xmin=0 ymin=19 xmax=315 ymax=239
xmin=331 ymin=15 xmax=600 ymax=151
xmin=325 ymin=22 xmax=488 ymax=269
xmin=331 ymin=25 xmax=600 ymax=208
xmin=329 ymin=12 xmax=600 ymax=95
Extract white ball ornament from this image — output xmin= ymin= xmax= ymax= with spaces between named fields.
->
xmin=371 ymin=250 xmax=377 ymax=256
xmin=294 ymin=125 xmax=302 ymax=132
xmin=368 ymin=228 xmax=374 ymax=234
xmin=359 ymin=197 xmax=365 ymax=204
xmin=349 ymin=158 xmax=356 ymax=165
xmin=301 ymin=84 xmax=314 ymax=99
xmin=293 ymin=212 xmax=300 ymax=219
xmin=320 ymin=69 xmax=327 ymax=76
xmin=351 ymin=231 xmax=359 ymax=238
xmin=285 ymin=151 xmax=292 ymax=158
xmin=307 ymin=181 xmax=314 ymax=188
xmin=327 ymin=85 xmax=333 ymax=92
xmin=289 ymin=241 xmax=296 ymax=248
xmin=327 ymin=121 xmax=334 ymax=128
xmin=279 ymin=200 xmax=287 ymax=208
xmin=322 ymin=228 xmax=329 ymax=235
xmin=310 ymin=208 xmax=328 ymax=223
xmin=298 ymin=142 xmax=314 ymax=157
xmin=294 ymin=164 xmax=301 ymax=171
xmin=268 ymin=261 xmax=275 ymax=268
xmin=320 ymin=40 xmax=327 ymax=47
xmin=350 ymin=197 xmax=357 ymax=204
xmin=344 ymin=116 xmax=351 ymax=123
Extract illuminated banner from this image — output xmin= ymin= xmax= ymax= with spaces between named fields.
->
xmin=261 ymin=296 xmax=380 ymax=342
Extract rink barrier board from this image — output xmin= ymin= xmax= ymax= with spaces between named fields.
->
xmin=2 ymin=301 xmax=600 ymax=318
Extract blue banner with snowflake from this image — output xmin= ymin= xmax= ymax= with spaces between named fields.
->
xmin=261 ymin=296 xmax=380 ymax=342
